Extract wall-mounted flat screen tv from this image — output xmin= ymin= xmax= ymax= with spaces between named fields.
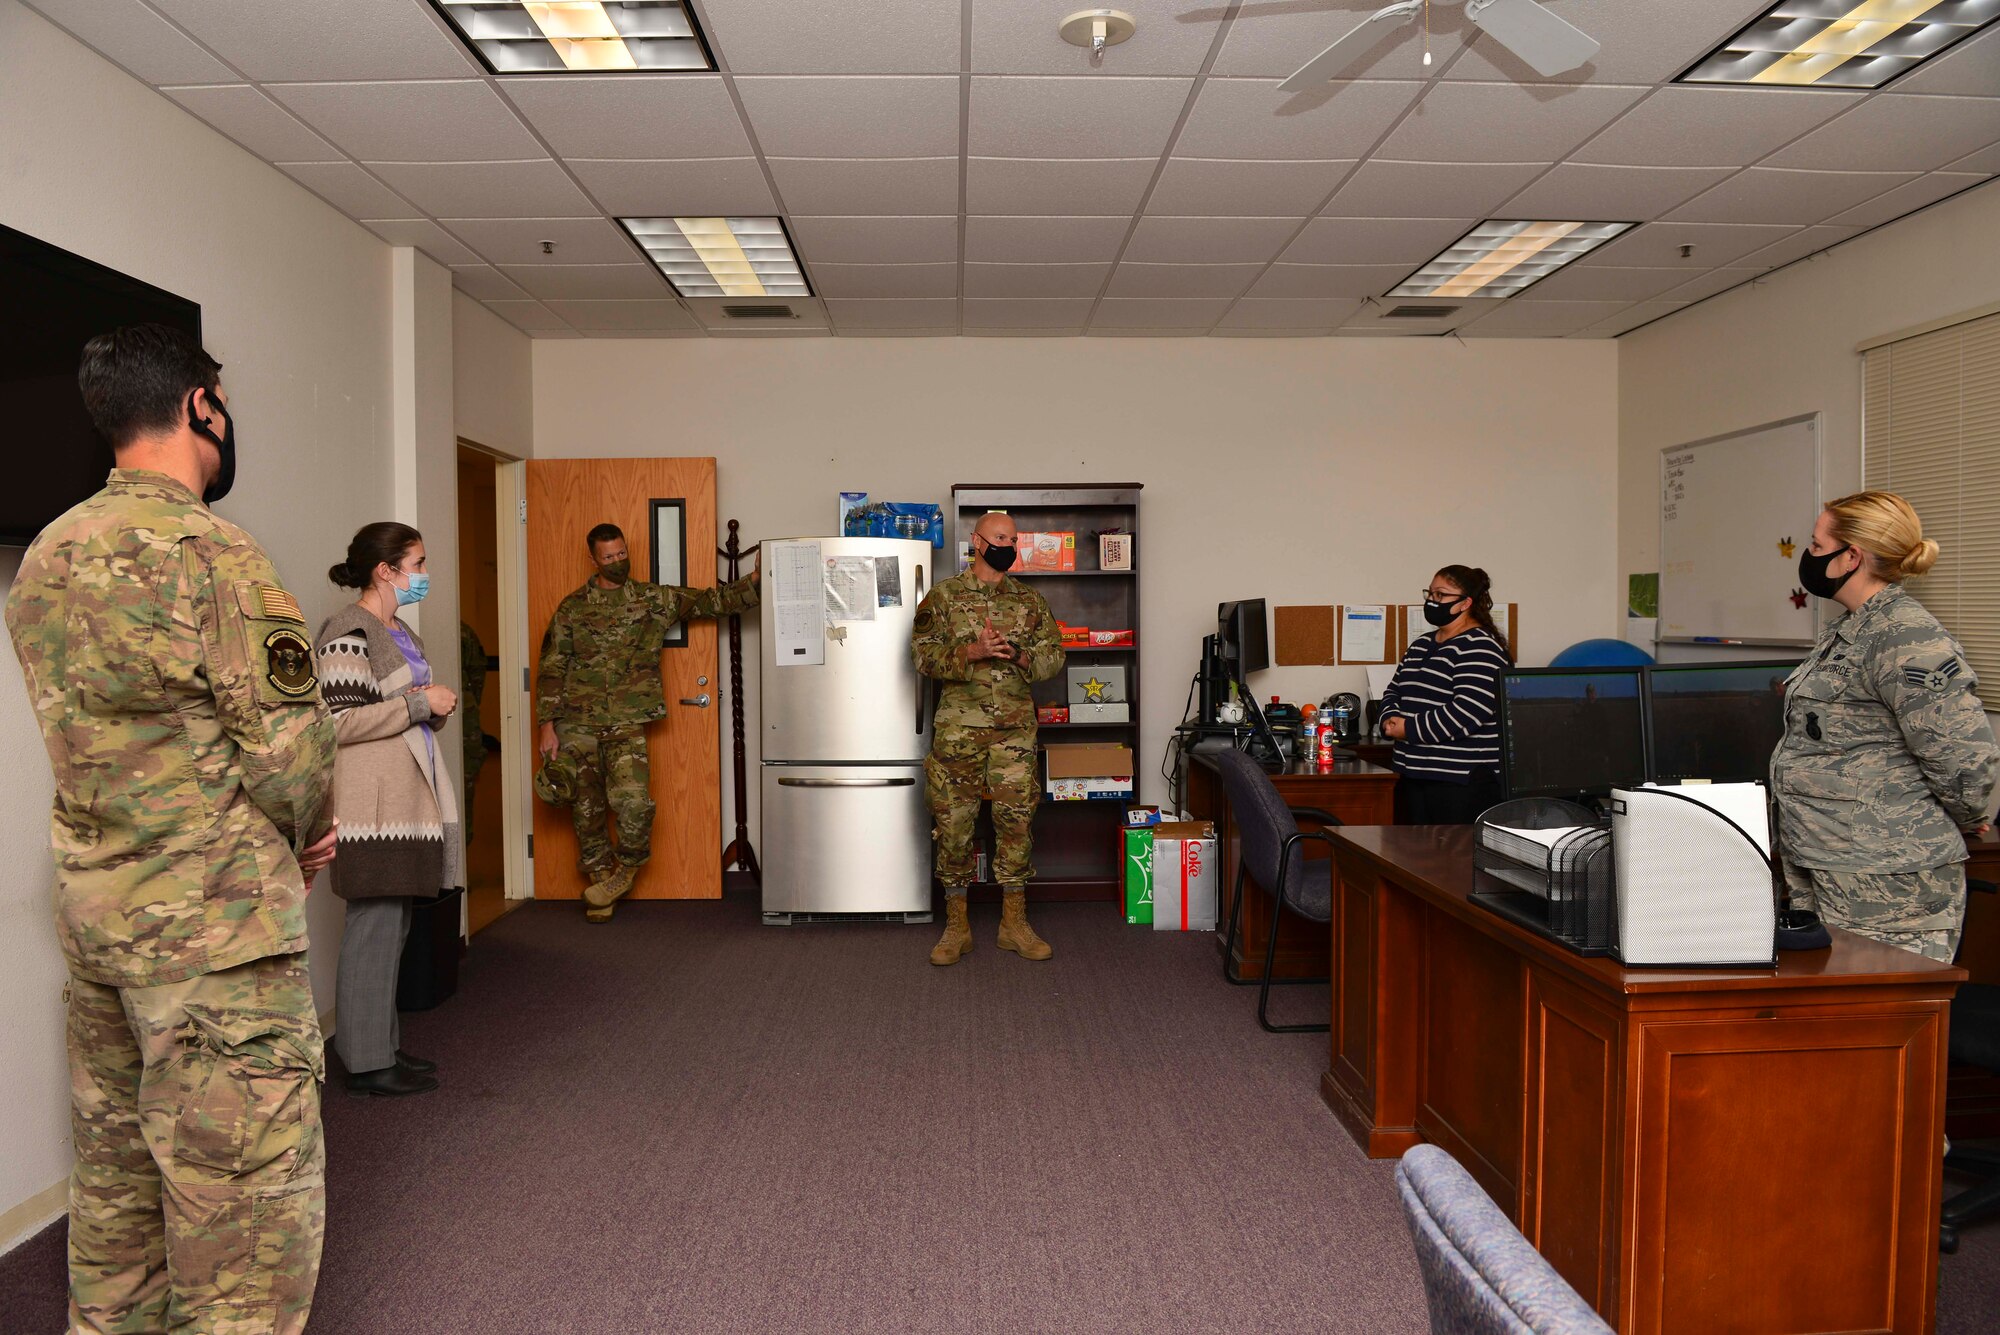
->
xmin=1 ymin=223 xmax=202 ymax=546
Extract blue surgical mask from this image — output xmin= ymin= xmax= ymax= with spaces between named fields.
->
xmin=394 ymin=571 xmax=430 ymax=607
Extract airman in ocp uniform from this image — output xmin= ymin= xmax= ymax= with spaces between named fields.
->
xmin=4 ymin=325 xmax=339 ymax=1334
xmin=1773 ymin=491 xmax=1999 ymax=962
xmin=912 ymin=511 xmax=1065 ymax=966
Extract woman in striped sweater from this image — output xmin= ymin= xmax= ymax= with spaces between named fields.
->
xmin=1379 ymin=565 xmax=1512 ymax=825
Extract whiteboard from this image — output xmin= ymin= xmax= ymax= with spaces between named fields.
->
xmin=1659 ymin=415 xmax=1820 ymax=646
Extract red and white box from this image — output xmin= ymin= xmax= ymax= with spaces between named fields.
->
xmin=1150 ymin=820 xmax=1217 ymax=932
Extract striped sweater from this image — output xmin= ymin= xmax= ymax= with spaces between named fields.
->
xmin=1379 ymin=625 xmax=1508 ymax=784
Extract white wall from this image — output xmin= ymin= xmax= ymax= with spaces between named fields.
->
xmin=454 ymin=291 xmax=534 ymax=461
xmin=532 ymin=336 xmax=1621 ymax=847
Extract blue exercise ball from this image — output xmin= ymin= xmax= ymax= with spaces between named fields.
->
xmin=1549 ymin=638 xmax=1655 ymax=668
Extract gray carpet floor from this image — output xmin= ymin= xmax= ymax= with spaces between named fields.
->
xmin=4 ymin=894 xmax=1999 ymax=1333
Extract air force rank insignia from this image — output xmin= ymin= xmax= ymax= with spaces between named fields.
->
xmin=1902 ymin=657 xmax=1964 ymax=694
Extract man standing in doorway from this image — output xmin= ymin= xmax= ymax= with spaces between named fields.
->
xmin=535 ymin=523 xmax=758 ymax=921
xmin=912 ymin=511 xmax=1065 ymax=965
xmin=5 ymin=324 xmax=339 ymax=1333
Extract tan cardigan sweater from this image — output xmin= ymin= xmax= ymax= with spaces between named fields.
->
xmin=315 ymin=605 xmax=463 ymax=901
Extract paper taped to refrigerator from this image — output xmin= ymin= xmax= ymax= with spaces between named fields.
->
xmin=772 ymin=540 xmax=826 ymax=667
xmin=825 ymin=556 xmax=877 ymax=622
xmin=875 ymin=558 xmax=902 ymax=608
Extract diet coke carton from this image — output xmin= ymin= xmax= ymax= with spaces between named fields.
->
xmin=1150 ymin=820 xmax=1217 ymax=932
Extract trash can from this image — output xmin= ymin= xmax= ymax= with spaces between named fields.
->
xmin=396 ymin=887 xmax=465 ymax=1012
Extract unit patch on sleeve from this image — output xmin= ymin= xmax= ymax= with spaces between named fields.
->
xmin=263 ymin=627 xmax=317 ymax=697
xmin=1902 ymin=657 xmax=1965 ymax=694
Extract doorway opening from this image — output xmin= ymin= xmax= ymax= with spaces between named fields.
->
xmin=457 ymin=441 xmax=512 ymax=935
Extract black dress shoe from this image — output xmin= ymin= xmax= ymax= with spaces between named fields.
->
xmin=396 ymin=1050 xmax=438 ymax=1075
xmin=347 ymin=1066 xmax=439 ymax=1097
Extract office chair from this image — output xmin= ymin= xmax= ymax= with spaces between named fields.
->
xmin=1213 ymin=748 xmax=1340 ymax=1033
xmin=1397 ymin=1145 xmax=1614 ymax=1335
xmin=1942 ymin=875 xmax=2000 ymax=1254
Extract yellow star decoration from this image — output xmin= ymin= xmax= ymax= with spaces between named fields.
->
xmin=1081 ymin=676 xmax=1109 ymax=702
xmin=1778 ymin=536 xmax=1796 ymax=558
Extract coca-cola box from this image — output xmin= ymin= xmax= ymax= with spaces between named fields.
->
xmin=1150 ymin=820 xmax=1217 ymax=932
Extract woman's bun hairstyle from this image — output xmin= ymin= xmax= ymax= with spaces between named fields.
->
xmin=327 ymin=560 xmax=364 ymax=588
xmin=1436 ymin=563 xmax=1513 ymax=662
xmin=1898 ymin=537 xmax=1940 ymax=581
xmin=331 ymin=522 xmax=423 ymax=590
xmin=1824 ymin=491 xmax=1935 ymax=584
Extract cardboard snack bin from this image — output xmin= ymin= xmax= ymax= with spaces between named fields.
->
xmin=1151 ymin=820 xmax=1218 ymax=931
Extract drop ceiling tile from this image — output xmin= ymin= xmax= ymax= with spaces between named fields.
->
xmin=359 ymin=219 xmax=481 ymax=266
xmin=1766 ymin=96 xmax=2000 ymax=173
xmin=366 ymin=160 xmax=595 ymax=219
xmin=1216 ymin=298 xmax=1364 ymax=330
xmin=1341 ymin=297 xmax=1501 ymax=332
xmin=1374 ymin=83 xmax=1646 ymax=163
xmin=545 ymin=300 xmax=702 ymax=332
xmin=1513 ymin=266 xmax=1693 ymax=303
xmin=700 ymin=0 xmax=958 ymax=74
xmin=149 ymin=0 xmax=476 ymax=81
xmin=497 ymin=264 xmax=668 ymax=300
xmin=1123 ymin=216 xmax=1302 ymax=264
xmin=1213 ymin=5 xmax=1474 ymax=79
xmin=1105 ymin=263 xmax=1264 ymax=298
xmin=1147 ymin=159 xmax=1352 ymax=216
xmin=160 ymin=85 xmax=338 ymax=161
xmin=787 ymin=216 xmax=959 ymax=265
xmin=1499 ymin=164 xmax=1735 ymax=221
xmin=1458 ymin=301 xmax=1630 ymax=336
xmin=737 ymin=77 xmax=960 ymax=158
xmin=444 ymin=217 xmax=635 ymax=266
xmin=1948 ymin=143 xmax=2000 ymax=175
xmin=1732 ymin=225 xmax=1861 ymax=271
xmin=583 ymin=329 xmax=704 ymax=339
xmin=1576 ymin=221 xmax=1794 ymax=269
xmin=568 ymin=159 xmax=779 ymax=216
xmin=1176 ymin=79 xmax=1423 ymax=159
xmin=502 ymin=76 xmax=753 ymax=160
xmin=962 ymin=299 xmax=1095 ymax=329
xmin=1279 ymin=217 xmax=1474 ymax=266
xmin=268 ymin=81 xmax=541 ymax=162
xmin=23 ymin=0 xmax=235 ymax=84
xmin=969 ymin=77 xmax=1193 ymax=158
xmin=1324 ymin=160 xmax=1549 ymax=219
xmin=974 ymin=0 xmax=1220 ymax=75
xmin=1585 ymin=301 xmax=1690 ymax=337
xmin=1570 ymin=87 xmax=1860 ymax=168
xmin=1091 ymin=327 xmax=1210 ymax=338
xmin=809 ymin=263 xmax=958 ymax=299
xmin=1092 ymin=298 xmax=1232 ymax=330
xmin=964 ymin=158 xmax=1157 ymax=215
xmin=450 ymin=266 xmax=530 ymax=301
xmin=1891 ymin=26 xmax=2000 ymax=96
xmin=825 ymin=299 xmax=960 ymax=331
xmin=964 ymin=216 xmax=1132 ymax=264
xmin=483 ymin=300 xmax=572 ymax=334
xmin=1666 ymin=169 xmax=1918 ymax=226
xmin=1247 ymin=263 xmax=1412 ymax=298
xmin=275 ymin=162 xmax=413 ymax=219
xmin=967 ymin=327 xmax=1087 ymax=337
xmin=1656 ymin=268 xmax=1770 ymax=305
xmin=768 ymin=158 xmax=960 ymax=215
xmin=1445 ymin=0 xmax=1772 ymax=85
xmin=1824 ymin=173 xmax=1992 ymax=229
xmin=964 ymin=263 xmax=1112 ymax=298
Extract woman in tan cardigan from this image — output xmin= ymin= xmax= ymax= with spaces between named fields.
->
xmin=317 ymin=523 xmax=461 ymax=1097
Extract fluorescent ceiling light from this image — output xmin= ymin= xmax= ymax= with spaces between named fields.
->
xmin=1387 ymin=221 xmax=1634 ymax=300
xmin=620 ymin=218 xmax=812 ymax=299
xmin=1679 ymin=0 xmax=2000 ymax=89
xmin=432 ymin=1 xmax=713 ymax=74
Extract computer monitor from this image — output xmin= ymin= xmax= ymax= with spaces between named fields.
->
xmin=1217 ymin=599 xmax=1269 ymax=679
xmin=1644 ymin=660 xmax=1800 ymax=785
xmin=1498 ymin=667 xmax=1648 ymax=800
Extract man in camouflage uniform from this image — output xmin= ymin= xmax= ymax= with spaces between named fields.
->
xmin=5 ymin=325 xmax=338 ymax=1334
xmin=536 ymin=522 xmax=758 ymax=921
xmin=1773 ymin=580 xmax=1997 ymax=963
xmin=912 ymin=511 xmax=1065 ymax=965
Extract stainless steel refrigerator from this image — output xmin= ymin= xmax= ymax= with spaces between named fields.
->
xmin=759 ymin=536 xmax=934 ymax=924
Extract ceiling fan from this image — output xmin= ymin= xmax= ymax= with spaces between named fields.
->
xmin=1278 ymin=0 xmax=1600 ymax=91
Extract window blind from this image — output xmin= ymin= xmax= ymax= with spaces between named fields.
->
xmin=1862 ymin=309 xmax=2000 ymax=692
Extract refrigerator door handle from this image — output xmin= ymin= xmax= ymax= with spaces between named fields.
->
xmin=914 ymin=559 xmax=929 ymax=736
xmin=775 ymin=776 xmax=917 ymax=788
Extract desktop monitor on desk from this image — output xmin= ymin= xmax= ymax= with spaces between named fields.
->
xmin=1498 ymin=667 xmax=1649 ymax=801
xmin=1218 ymin=598 xmax=1269 ymax=678
xmin=1644 ymin=660 xmax=1800 ymax=785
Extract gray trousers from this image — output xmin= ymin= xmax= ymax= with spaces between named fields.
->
xmin=334 ymin=896 xmax=413 ymax=1074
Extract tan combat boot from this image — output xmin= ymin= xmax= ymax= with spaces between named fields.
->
xmin=997 ymin=889 xmax=1052 ymax=961
xmin=929 ymin=894 xmax=972 ymax=966
xmin=581 ymin=867 xmax=618 ymax=908
xmin=584 ymin=865 xmax=637 ymax=908
xmin=584 ymin=902 xmax=614 ymax=924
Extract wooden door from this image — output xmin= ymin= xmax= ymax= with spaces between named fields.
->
xmin=527 ymin=458 xmax=721 ymax=901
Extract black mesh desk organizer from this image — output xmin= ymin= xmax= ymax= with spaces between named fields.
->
xmin=1470 ymin=798 xmax=1617 ymax=956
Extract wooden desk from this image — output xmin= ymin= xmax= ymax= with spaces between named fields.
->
xmin=1183 ymin=751 xmax=1395 ymax=981
xmin=1328 ymin=824 xmax=1962 ymax=1335
xmin=1949 ymin=832 xmax=2000 ymax=1138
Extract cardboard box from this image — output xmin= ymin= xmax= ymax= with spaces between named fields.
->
xmin=1099 ymin=532 xmax=1133 ymax=571
xmin=1049 ymin=776 xmax=1134 ymax=801
xmin=1036 ymin=704 xmax=1070 ymax=725
xmin=1125 ymin=805 xmax=1161 ymax=827
xmin=1013 ymin=531 xmax=1076 ymax=573
xmin=1122 ymin=827 xmax=1155 ymax=924
xmin=1067 ymin=664 xmax=1128 ymax=705
xmin=1151 ymin=820 xmax=1218 ymax=932
xmin=1043 ymin=742 xmax=1134 ymax=780
xmin=1068 ymin=702 xmax=1129 ymax=724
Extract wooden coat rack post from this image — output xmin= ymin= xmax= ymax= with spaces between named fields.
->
xmin=718 ymin=520 xmax=760 ymax=882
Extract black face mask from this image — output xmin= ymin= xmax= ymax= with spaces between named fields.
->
xmin=1422 ymin=597 xmax=1463 ymax=628
xmin=1798 ymin=544 xmax=1854 ymax=599
xmin=188 ymin=390 xmax=236 ymax=505
xmin=979 ymin=542 xmax=1017 ymax=573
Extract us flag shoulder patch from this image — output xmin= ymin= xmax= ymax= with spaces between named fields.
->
xmin=1901 ymin=658 xmax=1964 ymax=694
xmin=257 ymin=585 xmax=305 ymax=623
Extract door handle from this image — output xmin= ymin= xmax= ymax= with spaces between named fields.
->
xmin=776 ymin=777 xmax=916 ymax=788
xmin=679 ymin=693 xmax=711 ymax=707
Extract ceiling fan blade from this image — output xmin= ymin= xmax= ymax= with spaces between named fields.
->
xmin=1278 ymin=1 xmax=1423 ymax=93
xmin=1466 ymin=0 xmax=1600 ymax=77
